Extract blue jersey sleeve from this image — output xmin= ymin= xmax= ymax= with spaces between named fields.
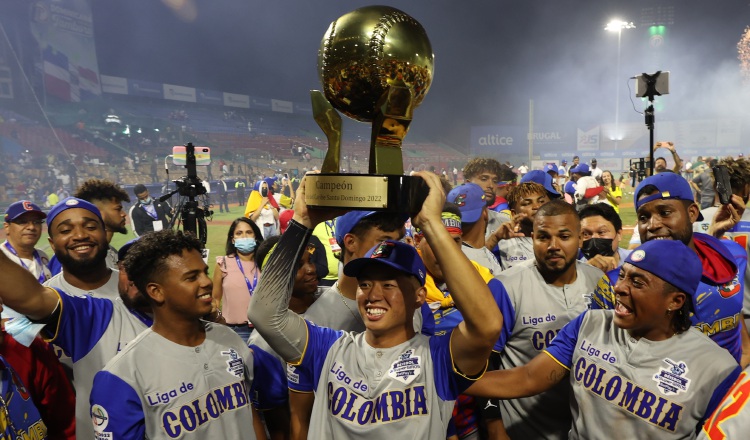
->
xmin=250 ymin=344 xmax=288 ymax=410
xmin=489 ymin=278 xmax=516 ymax=352
xmin=45 ymin=289 xmax=115 ymax=362
xmin=430 ymin=332 xmax=481 ymax=401
xmin=288 ymin=320 xmax=342 ymax=393
xmin=543 ymin=310 xmax=587 ymax=369
xmin=419 ymin=302 xmax=435 ymax=336
xmin=90 ymin=370 xmax=145 ymax=439
xmin=700 ymin=365 xmax=742 ymax=428
xmin=47 ymin=255 xmax=62 ymax=277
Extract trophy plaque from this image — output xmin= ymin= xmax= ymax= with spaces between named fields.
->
xmin=305 ymin=5 xmax=433 ymax=215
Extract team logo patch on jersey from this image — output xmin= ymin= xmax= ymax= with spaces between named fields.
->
xmin=653 ymin=358 xmax=691 ymax=396
xmin=221 ymin=348 xmax=245 ymax=378
xmin=630 ymin=250 xmax=646 ymax=262
xmin=388 ymin=349 xmax=421 ymax=385
xmin=91 ymin=404 xmax=110 ymax=435
xmin=719 ymin=275 xmax=742 ymax=298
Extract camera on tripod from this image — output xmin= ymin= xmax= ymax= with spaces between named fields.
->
xmin=629 ymin=158 xmax=651 ymax=183
xmin=162 ymin=143 xmax=212 ymax=245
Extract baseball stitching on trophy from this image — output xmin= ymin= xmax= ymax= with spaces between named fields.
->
xmin=320 ymin=19 xmax=337 ymax=77
xmin=369 ymin=12 xmax=411 ymax=89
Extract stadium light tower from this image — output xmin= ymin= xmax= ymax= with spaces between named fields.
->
xmin=605 ymin=19 xmax=635 ymax=145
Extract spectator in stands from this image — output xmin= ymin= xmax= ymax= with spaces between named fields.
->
xmin=130 ymin=184 xmax=172 ymax=236
xmin=2 ymin=201 xmax=51 ymax=283
xmin=74 ymin=179 xmax=131 ymax=270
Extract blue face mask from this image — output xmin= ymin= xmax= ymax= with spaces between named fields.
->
xmin=141 ymin=197 xmax=153 ymax=205
xmin=234 ymin=237 xmax=257 ymax=254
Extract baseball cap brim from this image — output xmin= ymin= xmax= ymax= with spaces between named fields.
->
xmin=584 ymin=186 xmax=606 ymax=199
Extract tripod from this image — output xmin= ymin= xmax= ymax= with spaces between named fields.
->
xmin=166 ymin=192 xmax=210 ymax=245
xmin=161 ymin=142 xmax=212 ymax=246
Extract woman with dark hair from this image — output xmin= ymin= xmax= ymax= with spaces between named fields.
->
xmin=212 ymin=217 xmax=263 ymax=341
xmin=601 ymin=170 xmax=622 ymax=213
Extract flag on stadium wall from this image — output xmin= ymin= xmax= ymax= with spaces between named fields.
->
xmin=43 ymin=46 xmax=72 ymax=101
xmin=42 ymin=46 xmax=100 ymax=102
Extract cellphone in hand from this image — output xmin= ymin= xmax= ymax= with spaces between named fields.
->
xmin=713 ymin=165 xmax=733 ymax=205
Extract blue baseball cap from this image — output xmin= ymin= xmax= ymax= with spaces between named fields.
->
xmin=343 ymin=240 xmax=426 ymax=286
xmin=544 ymin=163 xmax=559 ymax=175
xmin=634 ymin=172 xmax=703 ymax=221
xmin=569 ymin=163 xmax=591 ymax=175
xmin=47 ymin=197 xmax=104 ymax=228
xmin=4 ymin=200 xmax=46 ymax=222
xmin=334 ymin=211 xmax=409 ymax=248
xmin=520 ymin=170 xmax=561 ymax=198
xmin=447 ymin=183 xmax=487 ymax=223
xmin=117 ymin=237 xmax=141 ymax=262
xmin=624 ymin=240 xmax=702 ymax=296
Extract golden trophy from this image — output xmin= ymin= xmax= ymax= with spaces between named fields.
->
xmin=305 ymin=5 xmax=433 ymax=213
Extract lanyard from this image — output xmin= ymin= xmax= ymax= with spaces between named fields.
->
xmin=235 ymin=255 xmax=258 ymax=295
xmin=4 ymin=242 xmax=47 ymax=283
xmin=325 ymin=220 xmax=335 ymax=237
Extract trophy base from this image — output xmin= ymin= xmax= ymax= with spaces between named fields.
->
xmin=305 ymin=173 xmax=428 ymax=216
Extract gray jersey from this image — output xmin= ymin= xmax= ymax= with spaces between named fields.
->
xmin=461 ymin=243 xmax=503 ymax=275
xmin=90 ymin=323 xmax=256 ymax=439
xmin=495 ymin=236 xmax=534 ymax=270
xmin=44 ymin=269 xmax=121 ymax=374
xmin=297 ymin=324 xmax=471 ymax=439
xmin=697 ymin=365 xmax=750 ymax=440
xmin=44 ymin=269 xmax=120 ymax=300
xmin=495 ymin=260 xmax=606 ymax=439
xmin=47 ymin=290 xmax=151 ymax=439
xmin=547 ymin=310 xmax=740 ymax=439
xmin=106 ymin=245 xmax=119 ymax=270
xmin=486 ymin=209 xmax=512 ymax=241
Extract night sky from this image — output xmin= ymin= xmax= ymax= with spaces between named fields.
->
xmin=62 ymin=0 xmax=750 ymax=146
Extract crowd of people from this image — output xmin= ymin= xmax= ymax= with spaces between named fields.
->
xmin=0 ymin=143 xmax=749 ymax=439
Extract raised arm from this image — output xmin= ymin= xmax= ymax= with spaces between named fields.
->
xmin=247 ymin=174 xmax=340 ymax=363
xmin=464 ymin=351 xmax=568 ymax=399
xmin=413 ymin=171 xmax=502 ymax=376
xmin=0 ymin=246 xmax=59 ymax=320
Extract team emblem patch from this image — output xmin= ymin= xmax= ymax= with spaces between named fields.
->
xmin=701 ymin=223 xmax=709 ymax=232
xmin=91 ymin=404 xmax=110 ymax=435
xmin=653 ymin=358 xmax=691 ymax=396
xmin=65 ymin=199 xmax=79 ymax=206
xmin=388 ymin=349 xmax=421 ymax=385
xmin=630 ymin=250 xmax=646 ymax=262
xmin=221 ymin=348 xmax=245 ymax=378
xmin=371 ymin=241 xmax=395 ymax=259
xmin=719 ymin=275 xmax=742 ymax=298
